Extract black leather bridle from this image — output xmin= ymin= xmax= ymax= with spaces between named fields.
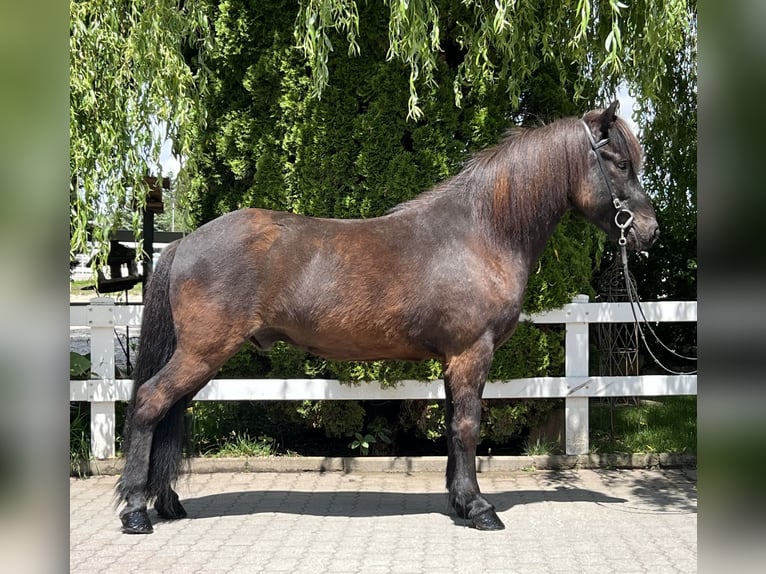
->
xmin=581 ymin=119 xmax=697 ymax=374
xmin=581 ymin=120 xmax=634 ymax=246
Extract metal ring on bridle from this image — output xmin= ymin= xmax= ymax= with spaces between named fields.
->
xmin=615 ymin=208 xmax=633 ymax=246
xmin=614 ymin=208 xmax=634 ymax=230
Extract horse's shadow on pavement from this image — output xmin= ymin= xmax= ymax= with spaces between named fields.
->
xmin=173 ymin=487 xmax=627 ymax=523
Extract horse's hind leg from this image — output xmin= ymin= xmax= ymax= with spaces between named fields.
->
xmin=444 ymin=338 xmax=505 ymax=530
xmin=151 ymin=398 xmax=189 ymax=520
xmin=120 ymin=340 xmax=243 ymax=533
xmin=120 ymin=353 xmax=206 ymax=532
xmin=154 ymin=486 xmax=186 ymax=519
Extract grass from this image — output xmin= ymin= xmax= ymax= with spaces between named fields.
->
xmin=69 ymin=279 xmax=143 ymax=300
xmin=203 ymin=432 xmax=277 ymax=458
xmin=70 ymin=408 xmax=91 ymax=477
xmin=523 ymin=435 xmax=562 ymax=456
xmin=590 ymin=397 xmax=697 ymax=455
xmin=67 ymin=396 xmax=697 ymax=468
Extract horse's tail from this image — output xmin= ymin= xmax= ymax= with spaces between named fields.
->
xmin=123 ymin=239 xmax=186 ymax=501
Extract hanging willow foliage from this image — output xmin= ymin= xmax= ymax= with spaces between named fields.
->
xmin=70 ymin=0 xmax=694 ymax=264
xmin=294 ymin=0 xmax=693 ymax=118
xmin=69 ymin=0 xmax=212 ymax=268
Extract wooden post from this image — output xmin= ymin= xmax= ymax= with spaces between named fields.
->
xmin=88 ymin=297 xmax=116 ymax=459
xmin=142 ymin=208 xmax=154 ymax=284
xmin=141 ymin=175 xmax=167 ymax=287
xmin=565 ymin=294 xmax=590 ymax=455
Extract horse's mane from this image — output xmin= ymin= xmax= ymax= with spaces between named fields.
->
xmin=390 ymin=113 xmax=641 ymax=245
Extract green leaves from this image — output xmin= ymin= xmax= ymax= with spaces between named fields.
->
xmin=294 ymin=0 xmax=361 ymax=99
xmin=348 ymin=432 xmax=375 ymax=455
xmin=71 ymin=0 xmax=696 ymax=278
xmin=70 ymin=0 xmax=211 ymax=267
xmin=292 ymin=1 xmax=694 ymax=120
xmin=69 ymin=352 xmax=91 ymax=379
xmin=622 ymin=13 xmax=697 ymax=301
xmin=348 ymin=419 xmax=392 ymax=455
xmin=385 ymin=0 xmax=440 ymax=119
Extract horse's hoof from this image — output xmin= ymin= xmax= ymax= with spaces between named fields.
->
xmin=154 ymin=495 xmax=187 ymax=519
xmin=472 ymin=509 xmax=505 ymax=531
xmin=155 ymin=503 xmax=187 ymax=520
xmin=121 ymin=509 xmax=153 ymax=534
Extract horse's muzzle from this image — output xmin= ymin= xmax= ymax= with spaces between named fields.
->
xmin=630 ymin=222 xmax=659 ymax=251
xmin=650 ymin=223 xmax=660 ymax=246
xmin=645 ymin=222 xmax=660 ymax=248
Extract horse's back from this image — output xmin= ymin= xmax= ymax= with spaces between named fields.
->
xmin=165 ymin=207 xmax=524 ymax=362
xmin=171 ymin=207 xmax=417 ymax=283
xmin=170 ymin=208 xmax=297 ymax=275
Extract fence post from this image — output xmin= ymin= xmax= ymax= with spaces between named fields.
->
xmin=88 ymin=297 xmax=116 ymax=459
xmin=565 ymin=294 xmax=589 ymax=455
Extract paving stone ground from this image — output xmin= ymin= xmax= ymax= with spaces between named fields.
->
xmin=70 ymin=468 xmax=697 ymax=573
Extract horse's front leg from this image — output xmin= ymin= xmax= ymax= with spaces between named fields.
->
xmin=444 ymin=339 xmax=505 ymax=530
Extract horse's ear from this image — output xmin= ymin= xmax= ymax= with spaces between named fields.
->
xmin=599 ymin=100 xmax=620 ymax=135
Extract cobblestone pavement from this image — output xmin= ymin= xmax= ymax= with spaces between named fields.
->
xmin=70 ymin=468 xmax=697 ymax=573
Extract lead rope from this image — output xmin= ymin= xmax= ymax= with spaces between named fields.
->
xmin=619 ymin=244 xmax=697 ymax=376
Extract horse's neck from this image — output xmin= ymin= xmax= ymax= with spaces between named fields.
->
xmin=528 ymin=199 xmax=570 ymax=258
xmin=484 ymin=181 xmax=571 ymax=263
xmin=392 ymin=166 xmax=571 ymax=263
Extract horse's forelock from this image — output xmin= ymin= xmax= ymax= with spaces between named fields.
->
xmin=612 ymin=117 xmax=643 ymax=171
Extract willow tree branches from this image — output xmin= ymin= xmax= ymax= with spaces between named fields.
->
xmin=294 ymin=0 xmax=694 ymax=118
xmin=70 ymin=0 xmax=695 ymax=263
xmin=69 ymin=0 xmax=211 ymax=264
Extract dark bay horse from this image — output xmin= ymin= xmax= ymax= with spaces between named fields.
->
xmin=118 ymin=102 xmax=659 ymax=533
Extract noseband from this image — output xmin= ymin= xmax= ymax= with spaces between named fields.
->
xmin=580 ymin=120 xmax=634 ymax=246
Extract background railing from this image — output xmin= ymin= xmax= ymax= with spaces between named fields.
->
xmin=70 ymin=295 xmax=697 ymax=459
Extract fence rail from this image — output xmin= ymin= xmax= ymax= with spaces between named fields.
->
xmin=70 ymin=296 xmax=697 ymax=459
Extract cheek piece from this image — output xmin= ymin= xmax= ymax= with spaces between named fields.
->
xmin=580 ymin=120 xmax=635 ymax=247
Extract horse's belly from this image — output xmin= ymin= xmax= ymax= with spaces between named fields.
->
xmin=278 ymin=326 xmax=435 ymax=362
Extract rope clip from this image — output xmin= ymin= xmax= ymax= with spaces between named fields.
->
xmin=614 ymin=205 xmax=634 ymax=246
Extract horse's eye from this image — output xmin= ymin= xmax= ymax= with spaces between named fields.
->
xmin=616 ymin=160 xmax=629 ymax=170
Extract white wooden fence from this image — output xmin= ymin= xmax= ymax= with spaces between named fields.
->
xmin=70 ymin=295 xmax=697 ymax=459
